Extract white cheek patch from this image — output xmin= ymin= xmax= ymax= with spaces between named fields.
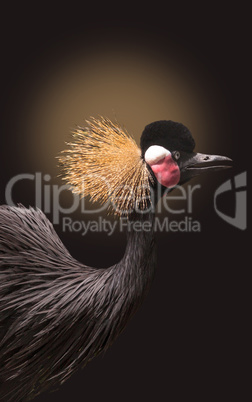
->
xmin=144 ymin=145 xmax=171 ymax=165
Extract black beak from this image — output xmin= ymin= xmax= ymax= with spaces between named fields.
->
xmin=179 ymin=152 xmax=233 ymax=183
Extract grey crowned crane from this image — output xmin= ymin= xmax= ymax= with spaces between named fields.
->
xmin=0 ymin=117 xmax=232 ymax=401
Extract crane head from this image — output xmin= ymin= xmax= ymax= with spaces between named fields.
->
xmin=141 ymin=120 xmax=232 ymax=189
xmin=59 ymin=117 xmax=232 ymax=216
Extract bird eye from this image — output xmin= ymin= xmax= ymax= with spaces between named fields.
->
xmin=173 ymin=151 xmax=180 ymax=161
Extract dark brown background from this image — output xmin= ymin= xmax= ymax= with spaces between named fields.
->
xmin=0 ymin=7 xmax=249 ymax=402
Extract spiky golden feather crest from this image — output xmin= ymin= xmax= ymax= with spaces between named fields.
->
xmin=59 ymin=117 xmax=153 ymax=215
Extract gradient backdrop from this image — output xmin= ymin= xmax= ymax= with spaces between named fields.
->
xmin=0 ymin=9 xmax=249 ymax=402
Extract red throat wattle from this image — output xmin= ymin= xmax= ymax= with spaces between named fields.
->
xmin=149 ymin=153 xmax=180 ymax=188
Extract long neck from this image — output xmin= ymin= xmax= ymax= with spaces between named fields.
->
xmin=112 ymin=210 xmax=157 ymax=311
xmin=76 ymin=210 xmax=158 ymax=359
xmin=123 ymin=210 xmax=156 ymax=274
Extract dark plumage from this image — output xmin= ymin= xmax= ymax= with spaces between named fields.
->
xmin=140 ymin=120 xmax=195 ymax=156
xmin=0 ymin=118 xmax=231 ymax=401
xmin=0 ymin=206 xmax=156 ymax=401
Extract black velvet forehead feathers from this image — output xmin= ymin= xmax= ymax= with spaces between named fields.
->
xmin=140 ymin=120 xmax=196 ymax=156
